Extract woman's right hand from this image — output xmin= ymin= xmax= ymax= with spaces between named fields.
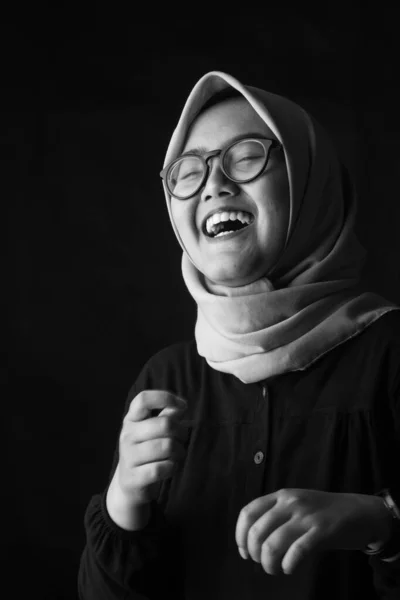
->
xmin=108 ymin=390 xmax=189 ymax=515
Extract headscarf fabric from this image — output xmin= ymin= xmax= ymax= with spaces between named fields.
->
xmin=162 ymin=71 xmax=398 ymax=384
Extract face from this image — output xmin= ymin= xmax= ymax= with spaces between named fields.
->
xmin=170 ymin=97 xmax=290 ymax=287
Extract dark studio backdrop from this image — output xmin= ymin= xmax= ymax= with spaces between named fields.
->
xmin=5 ymin=5 xmax=400 ymax=599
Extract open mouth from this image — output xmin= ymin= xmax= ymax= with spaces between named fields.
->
xmin=203 ymin=210 xmax=254 ymax=239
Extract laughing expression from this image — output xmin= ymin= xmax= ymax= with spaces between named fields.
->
xmin=170 ymin=97 xmax=290 ymax=287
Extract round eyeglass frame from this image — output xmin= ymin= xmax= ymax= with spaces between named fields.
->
xmin=160 ymin=137 xmax=282 ymax=200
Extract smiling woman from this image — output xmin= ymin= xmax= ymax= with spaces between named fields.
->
xmin=168 ymin=97 xmax=290 ymax=286
xmin=78 ymin=72 xmax=400 ymax=600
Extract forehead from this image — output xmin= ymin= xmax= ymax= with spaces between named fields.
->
xmin=183 ymin=97 xmax=277 ymax=153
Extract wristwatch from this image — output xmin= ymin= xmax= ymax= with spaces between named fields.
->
xmin=363 ymin=488 xmax=400 ymax=563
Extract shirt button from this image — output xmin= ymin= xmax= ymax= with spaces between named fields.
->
xmin=254 ymin=451 xmax=264 ymax=464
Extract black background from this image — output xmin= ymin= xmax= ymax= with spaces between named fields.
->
xmin=5 ymin=5 xmax=400 ymax=599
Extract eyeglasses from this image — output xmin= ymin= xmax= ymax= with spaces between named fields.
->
xmin=160 ymin=137 xmax=281 ymax=200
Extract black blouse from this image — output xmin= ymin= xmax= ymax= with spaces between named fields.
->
xmin=79 ymin=310 xmax=400 ymax=600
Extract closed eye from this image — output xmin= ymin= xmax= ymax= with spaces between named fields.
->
xmin=234 ymin=155 xmax=264 ymax=165
xmin=180 ymin=170 xmax=202 ymax=179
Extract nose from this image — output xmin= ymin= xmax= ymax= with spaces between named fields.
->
xmin=200 ymin=156 xmax=239 ymax=202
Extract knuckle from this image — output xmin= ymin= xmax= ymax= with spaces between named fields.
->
xmin=119 ymin=428 xmax=132 ymax=446
xmin=119 ymin=428 xmax=128 ymax=443
xmin=248 ymin=523 xmax=263 ymax=543
xmin=132 ymin=391 xmax=144 ymax=409
xmin=309 ymin=519 xmax=324 ymax=535
xmin=277 ymin=488 xmax=302 ymax=507
xmin=277 ymin=488 xmax=292 ymax=500
xmin=162 ymin=437 xmax=174 ymax=455
xmin=160 ymin=417 xmax=174 ymax=435
xmin=149 ymin=462 xmax=161 ymax=481
xmin=290 ymin=540 xmax=307 ymax=561
xmin=124 ymin=393 xmax=143 ymax=421
xmin=127 ymin=397 xmax=136 ymax=414
xmin=241 ymin=505 xmax=254 ymax=523
xmin=262 ymin=539 xmax=279 ymax=556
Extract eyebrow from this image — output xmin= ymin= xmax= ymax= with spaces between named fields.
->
xmin=181 ymin=132 xmax=275 ymax=157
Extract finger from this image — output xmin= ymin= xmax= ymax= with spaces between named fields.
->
xmin=131 ymin=437 xmax=187 ymax=467
xmin=131 ymin=459 xmax=178 ymax=488
xmin=158 ymin=405 xmax=188 ymax=421
xmin=128 ymin=415 xmax=189 ymax=444
xmin=126 ymin=390 xmax=187 ymax=422
xmin=235 ymin=495 xmax=277 ymax=557
xmin=281 ymin=526 xmax=322 ymax=575
xmin=246 ymin=508 xmax=291 ymax=565
xmin=259 ymin=521 xmax=304 ymax=576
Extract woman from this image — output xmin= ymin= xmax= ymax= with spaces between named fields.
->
xmin=78 ymin=71 xmax=400 ymax=599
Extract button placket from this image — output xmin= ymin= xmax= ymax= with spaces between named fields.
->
xmin=252 ymin=384 xmax=267 ymax=464
xmin=253 ymin=383 xmax=268 ymax=464
xmin=244 ymin=382 xmax=270 ymax=502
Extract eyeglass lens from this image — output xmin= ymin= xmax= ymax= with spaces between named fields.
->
xmin=168 ymin=139 xmax=269 ymax=199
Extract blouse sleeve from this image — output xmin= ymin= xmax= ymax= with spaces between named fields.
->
xmin=78 ymin=361 xmax=185 ymax=600
xmin=78 ymin=492 xmax=183 ymax=600
xmin=369 ymin=340 xmax=400 ymax=598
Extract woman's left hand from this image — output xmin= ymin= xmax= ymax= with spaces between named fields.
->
xmin=235 ymin=488 xmax=391 ymax=575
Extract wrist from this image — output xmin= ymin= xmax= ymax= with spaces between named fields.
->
xmin=363 ymin=488 xmax=400 ymax=561
xmin=106 ymin=467 xmax=151 ymax=531
xmin=366 ymin=496 xmax=393 ymax=549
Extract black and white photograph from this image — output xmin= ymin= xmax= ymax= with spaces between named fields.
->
xmin=5 ymin=5 xmax=400 ymax=599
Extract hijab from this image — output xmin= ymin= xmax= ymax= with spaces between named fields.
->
xmin=161 ymin=71 xmax=398 ymax=384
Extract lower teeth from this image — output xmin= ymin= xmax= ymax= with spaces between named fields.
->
xmin=214 ymin=226 xmax=247 ymax=238
xmin=216 ymin=230 xmax=234 ymax=237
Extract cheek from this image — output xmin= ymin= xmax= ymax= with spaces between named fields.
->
xmin=170 ymin=200 xmax=185 ymax=230
xmin=253 ymin=185 xmax=290 ymax=255
xmin=260 ymin=169 xmax=290 ymax=227
xmin=170 ymin=201 xmax=196 ymax=241
xmin=257 ymin=183 xmax=289 ymax=223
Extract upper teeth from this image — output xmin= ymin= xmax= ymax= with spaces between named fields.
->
xmin=205 ymin=211 xmax=253 ymax=235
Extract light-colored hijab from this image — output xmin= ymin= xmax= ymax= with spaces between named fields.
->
xmin=161 ymin=71 xmax=399 ymax=384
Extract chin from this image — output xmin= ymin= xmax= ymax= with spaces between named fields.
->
xmin=204 ymin=270 xmax=257 ymax=287
xmin=204 ymin=261 xmax=275 ymax=287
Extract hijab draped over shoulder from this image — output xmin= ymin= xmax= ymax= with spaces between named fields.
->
xmin=161 ymin=71 xmax=399 ymax=384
